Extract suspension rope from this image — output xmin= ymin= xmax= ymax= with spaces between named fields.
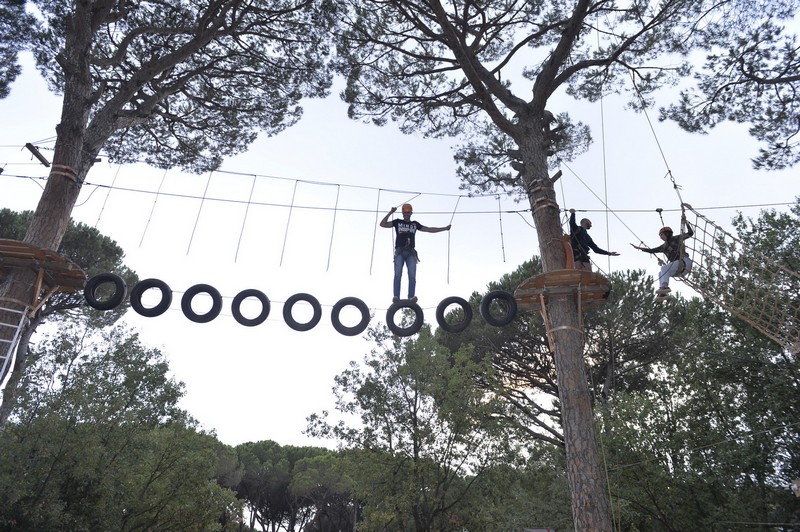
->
xmin=94 ymin=163 xmax=123 ymax=227
xmin=187 ymin=171 xmax=213 ymax=255
xmin=369 ymin=189 xmax=382 ymax=276
xmin=280 ymin=180 xmax=298 ymax=266
xmin=139 ymin=168 xmax=168 ymax=248
xmin=234 ymin=174 xmax=257 ymax=263
xmin=497 ymin=195 xmax=506 ymax=262
xmin=447 ymin=195 xmax=462 ymax=284
xmin=326 ymin=185 xmax=341 ymax=272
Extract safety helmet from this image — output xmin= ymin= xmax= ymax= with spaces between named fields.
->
xmin=659 ymin=226 xmax=673 ymax=235
xmin=401 ymin=203 xmax=413 ymax=214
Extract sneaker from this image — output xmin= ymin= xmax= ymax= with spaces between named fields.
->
xmin=392 ymin=297 xmax=399 ymax=303
xmin=655 ymin=287 xmax=671 ymax=295
xmin=655 ymin=294 xmax=670 ymax=302
xmin=409 ymin=296 xmax=418 ymax=304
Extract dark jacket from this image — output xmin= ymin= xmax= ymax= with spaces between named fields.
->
xmin=640 ymin=223 xmax=693 ymax=262
xmin=569 ymin=211 xmax=611 ymax=262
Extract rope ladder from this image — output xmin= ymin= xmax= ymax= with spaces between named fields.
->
xmin=679 ymin=204 xmax=800 ymax=353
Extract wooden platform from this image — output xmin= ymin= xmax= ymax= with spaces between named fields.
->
xmin=0 ymin=239 xmax=86 ymax=294
xmin=514 ymin=269 xmax=611 ymax=313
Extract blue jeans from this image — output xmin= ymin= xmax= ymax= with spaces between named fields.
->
xmin=393 ymin=249 xmax=417 ymax=299
xmin=658 ymin=258 xmax=693 ymax=288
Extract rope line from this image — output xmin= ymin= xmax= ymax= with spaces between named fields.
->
xmin=0 ymin=170 xmax=793 ymax=215
xmin=94 ymin=163 xmax=122 ymax=226
xmin=497 ymin=195 xmax=506 ymax=262
xmin=139 ymin=169 xmax=168 ymax=248
xmin=326 ymin=185 xmax=341 ymax=272
xmin=369 ymin=189 xmax=382 ymax=276
xmin=447 ymin=195 xmax=462 ymax=284
xmin=235 ymin=174 xmax=257 ymax=263
xmin=280 ymin=180 xmax=298 ymax=267
xmin=186 ymin=170 xmax=213 ymax=255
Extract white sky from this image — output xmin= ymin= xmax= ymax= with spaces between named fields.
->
xmin=1 ymin=53 xmax=798 ymax=448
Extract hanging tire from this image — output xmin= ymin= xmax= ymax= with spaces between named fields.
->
xmin=479 ymin=290 xmax=517 ymax=327
xmin=130 ymin=278 xmax=172 ymax=317
xmin=231 ymin=288 xmax=270 ymax=327
xmin=84 ymin=273 xmax=127 ymax=311
xmin=330 ymin=297 xmax=370 ymax=336
xmin=181 ymin=284 xmax=223 ymax=323
xmin=283 ymin=293 xmax=322 ymax=332
xmin=386 ymin=301 xmax=424 ymax=337
xmin=435 ymin=296 xmax=472 ymax=333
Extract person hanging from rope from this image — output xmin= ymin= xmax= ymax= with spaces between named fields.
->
xmin=631 ymin=219 xmax=693 ymax=299
xmin=380 ymin=203 xmax=451 ymax=303
xmin=568 ymin=209 xmax=620 ymax=271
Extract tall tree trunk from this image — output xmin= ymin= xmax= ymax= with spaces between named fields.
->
xmin=0 ymin=3 xmax=98 ymax=418
xmin=520 ymin=131 xmax=613 ymax=531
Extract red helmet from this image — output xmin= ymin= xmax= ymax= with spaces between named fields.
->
xmin=401 ymin=203 xmax=413 ymax=214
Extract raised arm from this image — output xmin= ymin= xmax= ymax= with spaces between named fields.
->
xmin=569 ymin=209 xmax=579 ymax=233
xmin=379 ymin=207 xmax=397 ymax=228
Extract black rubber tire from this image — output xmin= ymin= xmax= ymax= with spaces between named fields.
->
xmin=386 ymin=301 xmax=424 ymax=337
xmin=84 ymin=273 xmax=127 ymax=311
xmin=330 ymin=297 xmax=370 ymax=336
xmin=181 ymin=284 xmax=223 ymax=323
xmin=283 ymin=293 xmax=322 ymax=332
xmin=479 ymin=290 xmax=517 ymax=327
xmin=231 ymin=289 xmax=270 ymax=327
xmin=435 ymin=296 xmax=473 ymax=333
xmin=129 ymin=278 xmax=172 ymax=317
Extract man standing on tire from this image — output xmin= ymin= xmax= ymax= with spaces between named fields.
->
xmin=380 ymin=203 xmax=451 ymax=303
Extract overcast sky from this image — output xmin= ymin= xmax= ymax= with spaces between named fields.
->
xmin=1 ymin=52 xmax=798 ymax=448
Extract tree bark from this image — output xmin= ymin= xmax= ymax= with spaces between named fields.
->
xmin=519 ymin=127 xmax=613 ymax=532
xmin=0 ymin=2 xmax=99 ymax=420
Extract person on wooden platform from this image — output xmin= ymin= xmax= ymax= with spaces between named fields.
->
xmin=569 ymin=208 xmax=619 ymax=272
xmin=380 ymin=203 xmax=451 ymax=303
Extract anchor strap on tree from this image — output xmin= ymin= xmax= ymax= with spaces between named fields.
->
xmin=677 ymin=204 xmax=800 ymax=354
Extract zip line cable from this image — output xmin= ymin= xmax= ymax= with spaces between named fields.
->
xmin=0 ymin=169 xmax=792 ymax=216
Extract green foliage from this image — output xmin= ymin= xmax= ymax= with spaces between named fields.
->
xmin=333 ymin=0 xmax=732 ymax=193
xmin=731 ymin=197 xmax=800 ymax=272
xmin=27 ymin=0 xmax=337 ymax=174
xmin=0 ymin=323 xmax=240 ymax=530
xmin=601 ymin=297 xmax=800 ymax=530
xmin=291 ymin=453 xmax=356 ymax=532
xmin=436 ymin=259 xmax=697 ymax=450
xmin=307 ymin=325 xmax=515 ymax=531
xmin=0 ymin=208 xmax=138 ymax=327
xmin=461 ymin=449 xmax=573 ymax=531
xmin=660 ymin=12 xmax=800 ymax=170
xmin=0 ymin=0 xmax=35 ymax=99
xmin=597 ymin=204 xmax=800 ymax=529
xmin=234 ymin=440 xmax=330 ymax=531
